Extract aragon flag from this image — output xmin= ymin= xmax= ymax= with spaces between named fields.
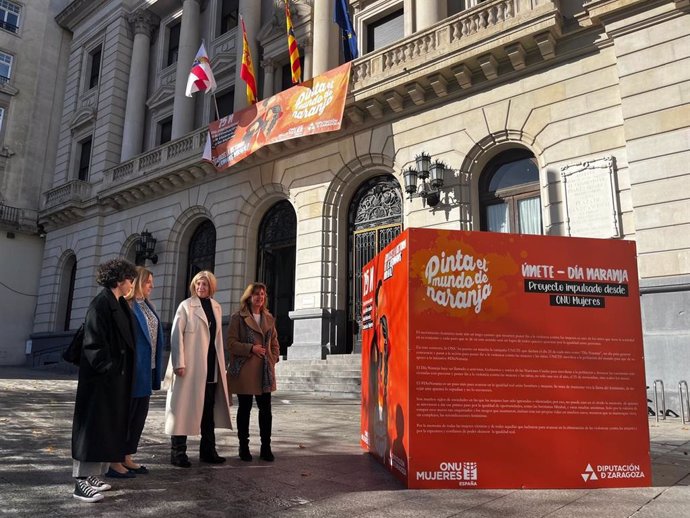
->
xmin=240 ymin=16 xmax=258 ymax=105
xmin=285 ymin=0 xmax=301 ymax=84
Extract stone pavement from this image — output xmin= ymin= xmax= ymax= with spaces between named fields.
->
xmin=1 ymin=366 xmax=689 ymax=518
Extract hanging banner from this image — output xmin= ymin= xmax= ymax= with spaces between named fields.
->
xmin=207 ymin=62 xmax=351 ymax=171
xmin=361 ymin=228 xmax=651 ymax=489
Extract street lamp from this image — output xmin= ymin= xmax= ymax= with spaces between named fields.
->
xmin=136 ymin=229 xmax=158 ymax=264
xmin=403 ymin=152 xmax=452 ymax=207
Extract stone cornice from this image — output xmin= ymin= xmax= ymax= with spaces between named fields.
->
xmin=56 ymin=0 xmax=110 ymax=31
xmin=585 ymin=0 xmax=686 ymax=37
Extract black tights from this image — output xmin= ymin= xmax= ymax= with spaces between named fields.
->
xmin=236 ymin=392 xmax=272 ymax=446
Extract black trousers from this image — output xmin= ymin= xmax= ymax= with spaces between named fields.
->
xmin=125 ymin=395 xmax=150 ymax=455
xmin=171 ymin=382 xmax=217 ymax=458
xmin=236 ymin=392 xmax=272 ymax=446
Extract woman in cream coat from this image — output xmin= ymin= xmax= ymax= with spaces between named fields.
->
xmin=164 ymin=271 xmax=232 ymax=467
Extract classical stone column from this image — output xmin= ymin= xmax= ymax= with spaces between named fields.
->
xmin=302 ymin=35 xmax=313 ymax=80
xmin=121 ymin=10 xmax=158 ymax=161
xmin=312 ymin=0 xmax=339 ymax=76
xmin=415 ymin=0 xmax=446 ymax=31
xmin=234 ymin=0 xmax=261 ymax=110
xmin=171 ymin=0 xmax=200 ymax=139
xmin=261 ymin=58 xmax=274 ymax=99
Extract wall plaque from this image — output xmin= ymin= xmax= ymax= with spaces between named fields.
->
xmin=561 ymin=156 xmax=620 ymax=238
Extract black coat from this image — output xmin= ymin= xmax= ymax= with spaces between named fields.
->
xmin=71 ymin=288 xmax=135 ymax=462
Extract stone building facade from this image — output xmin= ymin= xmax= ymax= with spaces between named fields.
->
xmin=0 ymin=0 xmax=70 ymax=365
xmin=25 ymin=0 xmax=690 ymax=402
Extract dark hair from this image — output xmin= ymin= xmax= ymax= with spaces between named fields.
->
xmin=95 ymin=258 xmax=137 ymax=288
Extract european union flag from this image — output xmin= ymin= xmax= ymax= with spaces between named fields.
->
xmin=334 ymin=0 xmax=358 ymax=61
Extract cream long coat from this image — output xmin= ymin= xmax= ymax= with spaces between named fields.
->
xmin=227 ymin=308 xmax=280 ymax=395
xmin=164 ymin=296 xmax=232 ymax=435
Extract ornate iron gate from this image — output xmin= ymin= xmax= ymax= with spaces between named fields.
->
xmin=257 ymin=200 xmax=296 ymax=356
xmin=185 ymin=219 xmax=216 ymax=296
xmin=348 ymin=176 xmax=402 ymax=353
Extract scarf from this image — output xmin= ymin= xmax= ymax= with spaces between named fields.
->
xmin=229 ymin=313 xmax=274 ymax=393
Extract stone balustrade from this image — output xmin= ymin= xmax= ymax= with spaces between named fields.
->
xmin=351 ymin=0 xmax=558 ymax=94
xmin=43 ymin=180 xmax=91 ymax=209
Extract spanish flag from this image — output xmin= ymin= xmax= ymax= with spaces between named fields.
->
xmin=285 ymin=0 xmax=301 ymax=84
xmin=240 ymin=16 xmax=258 ymax=105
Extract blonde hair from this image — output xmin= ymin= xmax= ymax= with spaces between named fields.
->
xmin=125 ymin=266 xmax=153 ymax=301
xmin=190 ymin=270 xmax=217 ymax=297
xmin=240 ymin=282 xmax=268 ymax=312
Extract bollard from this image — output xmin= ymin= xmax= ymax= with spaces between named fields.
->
xmin=679 ymin=381 xmax=690 ymax=425
xmin=654 ymin=379 xmax=666 ymax=422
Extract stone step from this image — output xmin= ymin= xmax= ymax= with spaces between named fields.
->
xmin=276 ymin=370 xmax=361 ymax=381
xmin=279 ymin=355 xmax=362 ymax=366
xmin=278 ymin=380 xmax=361 ymax=397
xmin=275 ymin=355 xmax=363 ymax=396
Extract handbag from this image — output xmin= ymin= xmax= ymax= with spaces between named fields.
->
xmin=62 ymin=323 xmax=85 ymax=365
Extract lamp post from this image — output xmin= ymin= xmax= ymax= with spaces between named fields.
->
xmin=136 ymin=229 xmax=158 ymax=265
xmin=403 ymin=152 xmax=452 ymax=207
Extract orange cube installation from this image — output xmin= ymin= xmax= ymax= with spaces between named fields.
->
xmin=360 ymin=228 xmax=651 ymax=489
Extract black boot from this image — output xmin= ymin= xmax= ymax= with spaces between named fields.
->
xmin=258 ymin=404 xmax=274 ymax=462
xmin=199 ymin=383 xmax=224 ymax=463
xmin=260 ymin=443 xmax=274 ymax=462
xmin=237 ymin=407 xmax=252 ymax=461
xmin=200 ymin=423 xmax=225 ymax=463
xmin=171 ymin=436 xmax=191 ymax=468
xmin=239 ymin=441 xmax=252 ymax=462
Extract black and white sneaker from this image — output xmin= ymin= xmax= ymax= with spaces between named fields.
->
xmin=73 ymin=479 xmax=104 ymax=502
xmin=86 ymin=476 xmax=112 ymax=492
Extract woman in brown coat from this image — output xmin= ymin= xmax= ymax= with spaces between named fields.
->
xmin=227 ymin=282 xmax=280 ymax=462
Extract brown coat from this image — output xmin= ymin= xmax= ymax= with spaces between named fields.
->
xmin=227 ymin=308 xmax=280 ymax=395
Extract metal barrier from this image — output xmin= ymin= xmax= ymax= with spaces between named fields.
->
xmin=646 ymin=385 xmax=655 ymax=416
xmin=654 ymin=379 xmax=666 ymax=422
xmin=680 ymin=380 xmax=690 ymax=425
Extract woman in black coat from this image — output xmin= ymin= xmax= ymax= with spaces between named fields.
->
xmin=71 ymin=258 xmax=137 ymax=503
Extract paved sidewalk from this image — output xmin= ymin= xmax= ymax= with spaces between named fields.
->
xmin=0 ymin=366 xmax=689 ymax=517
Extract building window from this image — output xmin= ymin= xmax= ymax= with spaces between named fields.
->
xmin=77 ymin=137 xmax=92 ymax=181
xmin=167 ymin=22 xmax=181 ymax=67
xmin=0 ymin=106 xmax=4 ymax=132
xmin=214 ymin=88 xmax=234 ymax=120
xmin=280 ymin=58 xmax=302 ymax=92
xmin=0 ymin=51 xmax=12 ymax=83
xmin=366 ymin=9 xmax=403 ymax=53
xmin=0 ymin=1 xmax=20 ymax=33
xmin=479 ymin=149 xmax=542 ymax=235
xmin=447 ymin=0 xmax=468 ymax=16
xmin=220 ymin=0 xmax=239 ymax=35
xmin=88 ymin=46 xmax=102 ymax=89
xmin=159 ymin=117 xmax=172 ymax=144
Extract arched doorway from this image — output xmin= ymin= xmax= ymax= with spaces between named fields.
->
xmin=56 ymin=254 xmax=77 ymax=331
xmin=257 ymin=200 xmax=296 ymax=356
xmin=479 ymin=149 xmax=542 ymax=234
xmin=347 ymin=175 xmax=403 ymax=353
xmin=185 ymin=219 xmax=216 ymax=296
